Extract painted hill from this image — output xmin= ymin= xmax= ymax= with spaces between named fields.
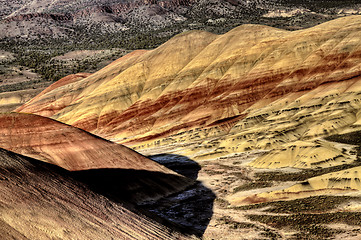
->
xmin=0 ymin=73 xmax=91 ymax=113
xmin=0 ymin=148 xmax=193 ymax=239
xmin=17 ymin=15 xmax=361 ymax=206
xmin=0 ymin=112 xmax=173 ymax=172
xmin=0 ymin=112 xmax=193 ymax=203
xmin=18 ymin=15 xmax=361 ymax=144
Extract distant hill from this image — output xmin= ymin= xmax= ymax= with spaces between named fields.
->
xmin=1 ymin=0 xmax=361 ymax=41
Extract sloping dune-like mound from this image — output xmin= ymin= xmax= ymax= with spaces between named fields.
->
xmin=0 ymin=148 xmax=192 ymax=239
xmin=248 ymin=140 xmax=355 ymax=169
xmin=0 ymin=112 xmax=172 ymax=172
xmin=0 ymin=112 xmax=193 ymax=203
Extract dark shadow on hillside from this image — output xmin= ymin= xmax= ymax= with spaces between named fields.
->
xmin=0 ymin=149 xmax=204 ymax=237
xmin=5 ymin=148 xmax=215 ymax=237
xmin=143 ymin=154 xmax=216 ymax=237
xmin=0 ymin=148 xmax=200 ymax=238
xmin=70 ymin=167 xmax=208 ymax=237
xmin=70 ymin=168 xmax=195 ymax=204
xmin=326 ymin=130 xmax=361 ymax=146
xmin=149 ymin=153 xmax=202 ymax=180
xmin=326 ymin=131 xmax=361 ymax=158
xmin=70 ymin=153 xmax=215 ymax=237
xmin=68 ymin=153 xmax=215 ymax=237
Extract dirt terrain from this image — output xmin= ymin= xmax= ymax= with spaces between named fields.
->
xmin=144 ymin=146 xmax=361 ymax=239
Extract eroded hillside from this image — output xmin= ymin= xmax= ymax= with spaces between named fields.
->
xmin=15 ymin=15 xmax=361 ymax=238
xmin=18 ymin=16 xmax=361 ymax=152
xmin=0 ymin=148 xmax=194 ymax=239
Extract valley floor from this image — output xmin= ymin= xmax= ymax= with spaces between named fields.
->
xmin=143 ymin=145 xmax=361 ymax=239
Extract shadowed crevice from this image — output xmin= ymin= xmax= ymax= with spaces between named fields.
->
xmin=149 ymin=153 xmax=202 ymax=180
xmin=70 ymin=168 xmax=195 ymax=204
xmin=145 ymin=154 xmax=216 ymax=237
xmin=70 ymin=153 xmax=216 ymax=237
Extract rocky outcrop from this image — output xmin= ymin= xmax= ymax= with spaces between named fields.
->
xmin=0 ymin=0 xmax=198 ymax=39
xmin=2 ymin=0 xmax=196 ymax=23
xmin=3 ymin=0 xmax=359 ymax=40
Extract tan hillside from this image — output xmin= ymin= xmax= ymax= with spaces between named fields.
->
xmin=0 ymin=148 xmax=193 ymax=240
xmin=17 ymin=16 xmax=361 ymax=158
xmin=0 ymin=88 xmax=41 ymax=112
xmin=16 ymin=16 xmax=361 ymax=208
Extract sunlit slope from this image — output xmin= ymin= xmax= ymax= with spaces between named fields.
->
xmin=19 ymin=31 xmax=218 ymax=133
xmin=0 ymin=113 xmax=173 ymax=172
xmin=0 ymin=88 xmax=42 ymax=112
xmin=16 ymin=51 xmax=147 ymax=119
xmin=16 ymin=25 xmax=288 ymax=139
xmin=0 ymin=148 xmax=192 ymax=240
xmin=230 ymin=165 xmax=361 ymax=206
xmin=16 ymin=73 xmax=91 ymax=116
xmin=17 ymin=16 xmax=361 ymax=169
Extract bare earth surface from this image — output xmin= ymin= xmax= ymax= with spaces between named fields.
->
xmin=7 ymin=14 xmax=361 ymax=240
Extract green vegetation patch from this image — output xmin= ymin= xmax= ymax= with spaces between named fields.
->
xmin=0 ymin=80 xmax=45 ymax=93
xmin=267 ymin=196 xmax=361 ymax=213
xmin=236 ymin=195 xmax=361 ymax=213
xmin=326 ymin=131 xmax=361 ymax=147
xmin=246 ymin=212 xmax=361 ymax=239
xmin=217 ymin=216 xmax=281 ymax=239
xmin=233 ymin=181 xmax=272 ymax=193
xmin=217 ymin=216 xmax=257 ymax=229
